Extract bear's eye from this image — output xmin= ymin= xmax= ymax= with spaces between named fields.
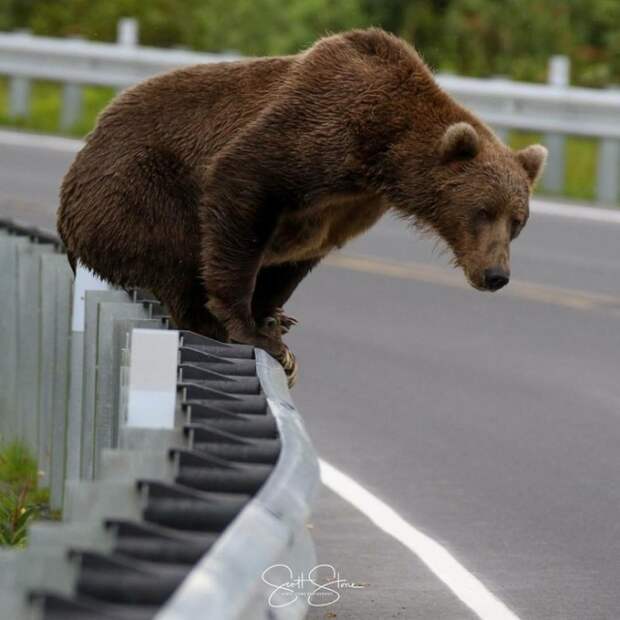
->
xmin=476 ymin=208 xmax=493 ymax=223
xmin=510 ymin=218 xmax=523 ymax=239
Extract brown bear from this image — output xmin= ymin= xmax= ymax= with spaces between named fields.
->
xmin=57 ymin=28 xmax=546 ymax=384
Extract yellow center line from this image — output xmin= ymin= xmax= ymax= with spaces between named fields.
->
xmin=324 ymin=253 xmax=620 ymax=316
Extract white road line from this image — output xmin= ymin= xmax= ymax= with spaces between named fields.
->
xmin=531 ymin=198 xmax=620 ymax=224
xmin=320 ymin=459 xmax=521 ymax=620
xmin=0 ymin=128 xmax=618 ymax=225
xmin=0 ymin=129 xmax=83 ymax=153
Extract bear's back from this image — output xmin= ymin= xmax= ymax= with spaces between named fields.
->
xmin=83 ymin=56 xmax=296 ymax=170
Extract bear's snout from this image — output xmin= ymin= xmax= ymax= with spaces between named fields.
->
xmin=484 ymin=266 xmax=510 ymax=291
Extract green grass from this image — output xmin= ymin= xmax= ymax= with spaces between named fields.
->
xmin=0 ymin=77 xmax=115 ymax=138
xmin=0 ymin=440 xmax=54 ymax=548
xmin=0 ymin=77 xmax=610 ymax=204
xmin=509 ymin=130 xmax=599 ymax=202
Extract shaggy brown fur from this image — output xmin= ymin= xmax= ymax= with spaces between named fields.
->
xmin=58 ymin=29 xmax=546 ymax=382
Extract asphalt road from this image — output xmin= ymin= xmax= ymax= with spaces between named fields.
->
xmin=1 ymin=133 xmax=619 ymax=620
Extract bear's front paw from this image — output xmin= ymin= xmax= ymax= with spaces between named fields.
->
xmin=224 ymin=317 xmax=282 ymax=356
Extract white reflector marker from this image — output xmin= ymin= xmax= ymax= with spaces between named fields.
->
xmin=126 ymin=329 xmax=179 ymax=428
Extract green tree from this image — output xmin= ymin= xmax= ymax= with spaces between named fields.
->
xmin=186 ymin=0 xmax=371 ymax=55
xmin=2 ymin=0 xmax=620 ymax=86
xmin=19 ymin=0 xmax=370 ymax=55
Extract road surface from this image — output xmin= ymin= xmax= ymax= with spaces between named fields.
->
xmin=1 ymin=131 xmax=619 ymax=620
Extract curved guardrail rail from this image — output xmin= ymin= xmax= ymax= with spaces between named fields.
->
xmin=157 ymin=350 xmax=320 ymax=620
xmin=0 ymin=217 xmax=320 ymax=620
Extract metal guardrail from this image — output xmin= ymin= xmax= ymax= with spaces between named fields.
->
xmin=0 ymin=31 xmax=239 ymax=86
xmin=0 ymin=28 xmax=239 ymax=132
xmin=436 ymin=74 xmax=620 ymax=203
xmin=0 ymin=218 xmax=320 ymax=620
xmin=0 ymin=27 xmax=619 ymax=205
xmin=158 ymin=351 xmax=320 ymax=620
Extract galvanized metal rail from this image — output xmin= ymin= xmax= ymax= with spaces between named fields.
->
xmin=0 ymin=218 xmax=320 ymax=620
xmin=1 ymin=26 xmax=620 ymax=204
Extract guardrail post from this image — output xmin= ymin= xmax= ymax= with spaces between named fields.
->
xmin=596 ymin=81 xmax=620 ymax=205
xmin=16 ymin=240 xmax=55 ymax=452
xmin=542 ymin=55 xmax=570 ymax=194
xmin=60 ymin=83 xmax=82 ymax=131
xmin=117 ymin=18 xmax=139 ymax=47
xmin=80 ymin=289 xmax=130 ymax=480
xmin=596 ymin=139 xmax=620 ymax=205
xmin=0 ymin=230 xmax=9 ymax=443
xmin=0 ymin=233 xmax=27 ymax=444
xmin=92 ymin=300 xmax=150 ymax=477
xmin=49 ymin=257 xmax=74 ymax=510
xmin=38 ymin=253 xmax=69 ymax=488
xmin=9 ymin=76 xmax=31 ymax=119
xmin=8 ymin=29 xmax=32 ymax=120
xmin=125 ymin=329 xmax=179 ymax=429
xmin=60 ymin=36 xmax=84 ymax=131
xmin=115 ymin=18 xmax=139 ymax=94
xmin=65 ymin=264 xmax=111 ymax=485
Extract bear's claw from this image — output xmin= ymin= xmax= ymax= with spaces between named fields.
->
xmin=278 ymin=346 xmax=298 ymax=388
xmin=261 ymin=308 xmax=298 ymax=335
xmin=278 ymin=312 xmax=298 ymax=335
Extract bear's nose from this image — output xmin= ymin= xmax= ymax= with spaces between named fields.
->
xmin=484 ymin=267 xmax=510 ymax=291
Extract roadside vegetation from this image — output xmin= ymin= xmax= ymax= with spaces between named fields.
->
xmin=0 ymin=440 xmax=53 ymax=548
xmin=510 ymin=131 xmax=598 ymax=203
xmin=0 ymin=78 xmax=600 ymax=203
xmin=2 ymin=1 xmax=619 ymax=87
xmin=0 ymin=77 xmax=114 ymax=137
xmin=0 ymin=1 xmax=612 ymax=203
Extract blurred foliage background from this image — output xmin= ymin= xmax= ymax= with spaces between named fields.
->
xmin=0 ymin=0 xmax=619 ymax=87
xmin=0 ymin=0 xmax=615 ymax=201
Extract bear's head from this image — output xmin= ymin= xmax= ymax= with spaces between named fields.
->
xmin=395 ymin=122 xmax=547 ymax=292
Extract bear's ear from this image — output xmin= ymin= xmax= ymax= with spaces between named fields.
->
xmin=440 ymin=122 xmax=480 ymax=162
xmin=517 ymin=144 xmax=548 ymax=184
